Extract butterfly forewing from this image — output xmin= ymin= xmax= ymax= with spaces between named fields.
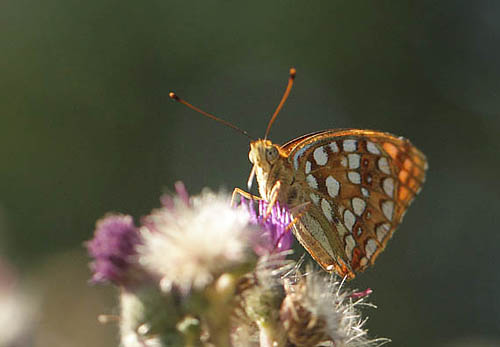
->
xmin=283 ymin=129 xmax=427 ymax=277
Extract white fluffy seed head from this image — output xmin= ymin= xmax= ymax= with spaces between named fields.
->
xmin=138 ymin=190 xmax=255 ymax=293
xmin=281 ymin=266 xmax=389 ymax=346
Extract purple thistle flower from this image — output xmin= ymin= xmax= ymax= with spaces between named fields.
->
xmin=241 ymin=199 xmax=294 ymax=255
xmin=86 ymin=214 xmax=141 ymax=285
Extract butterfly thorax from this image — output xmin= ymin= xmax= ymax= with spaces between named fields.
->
xmin=248 ymin=139 xmax=302 ymax=206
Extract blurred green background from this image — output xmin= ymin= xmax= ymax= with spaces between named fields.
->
xmin=1 ymin=1 xmax=500 ymax=346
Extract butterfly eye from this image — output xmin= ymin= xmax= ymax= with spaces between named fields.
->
xmin=266 ymin=147 xmax=279 ymax=162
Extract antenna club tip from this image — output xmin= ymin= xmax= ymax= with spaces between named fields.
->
xmin=289 ymin=67 xmax=297 ymax=78
xmin=169 ymin=92 xmax=179 ymax=101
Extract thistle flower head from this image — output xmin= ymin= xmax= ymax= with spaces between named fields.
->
xmin=87 ymin=183 xmax=389 ymax=346
xmin=138 ymin=187 xmax=256 ymax=293
xmin=86 ymin=214 xmax=141 ymax=285
xmin=241 ymin=199 xmax=294 ymax=256
xmin=280 ymin=266 xmax=389 ymax=346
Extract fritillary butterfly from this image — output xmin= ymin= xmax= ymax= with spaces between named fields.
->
xmin=170 ymin=68 xmax=427 ymax=279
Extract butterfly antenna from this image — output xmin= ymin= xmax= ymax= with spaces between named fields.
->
xmin=264 ymin=67 xmax=296 ymax=140
xmin=169 ymin=92 xmax=253 ymax=140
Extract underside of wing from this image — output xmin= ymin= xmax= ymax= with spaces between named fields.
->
xmin=283 ymin=129 xmax=427 ymax=276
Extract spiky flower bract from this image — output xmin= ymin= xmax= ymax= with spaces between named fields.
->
xmin=120 ymin=287 xmax=181 ymax=347
xmin=232 ymin=255 xmax=294 ymax=347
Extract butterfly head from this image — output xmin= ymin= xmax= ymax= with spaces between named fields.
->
xmin=249 ymin=139 xmax=280 ymax=167
xmin=247 ymin=139 xmax=282 ymax=190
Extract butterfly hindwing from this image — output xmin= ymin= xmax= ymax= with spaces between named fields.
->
xmin=282 ymin=129 xmax=427 ymax=276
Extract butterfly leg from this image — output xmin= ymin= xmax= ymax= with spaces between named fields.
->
xmin=290 ymin=201 xmax=311 ymax=215
xmin=285 ymin=202 xmax=312 ymax=231
xmin=231 ymin=187 xmax=262 ymax=207
xmin=264 ymin=180 xmax=282 ymax=218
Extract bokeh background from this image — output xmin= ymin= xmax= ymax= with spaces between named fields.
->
xmin=1 ymin=1 xmax=500 ymax=346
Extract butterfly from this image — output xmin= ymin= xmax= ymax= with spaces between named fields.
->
xmin=170 ymin=68 xmax=427 ymax=279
